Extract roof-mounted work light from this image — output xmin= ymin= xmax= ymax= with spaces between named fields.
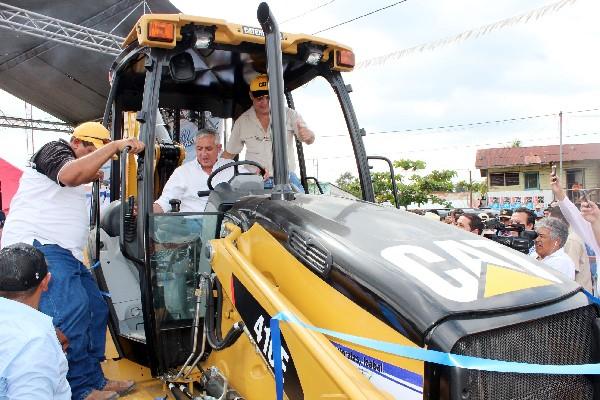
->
xmin=194 ymin=27 xmax=215 ymax=49
xmin=299 ymin=43 xmax=324 ymax=66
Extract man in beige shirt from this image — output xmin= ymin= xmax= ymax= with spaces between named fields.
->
xmin=222 ymin=74 xmax=315 ymax=190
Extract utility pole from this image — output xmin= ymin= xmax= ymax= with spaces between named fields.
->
xmin=559 ymin=111 xmax=563 ymax=180
xmin=469 ymin=170 xmax=473 ymax=208
xmin=25 ymin=102 xmax=34 ymax=155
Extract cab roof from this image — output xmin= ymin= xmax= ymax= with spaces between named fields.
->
xmin=123 ymin=13 xmax=353 ymax=68
xmin=114 ymin=13 xmax=355 ymax=119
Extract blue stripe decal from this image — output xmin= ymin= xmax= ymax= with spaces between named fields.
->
xmin=332 ymin=341 xmax=423 ymax=392
xmin=367 ymin=364 xmax=423 ymax=394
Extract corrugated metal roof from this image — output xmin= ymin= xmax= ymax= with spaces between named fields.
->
xmin=475 ymin=143 xmax=600 ymax=169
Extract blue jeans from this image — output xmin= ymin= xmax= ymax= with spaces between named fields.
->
xmin=34 ymin=241 xmax=108 ymax=400
xmin=264 ymin=172 xmax=304 ymax=192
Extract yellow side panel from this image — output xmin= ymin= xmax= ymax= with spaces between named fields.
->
xmin=236 ymin=223 xmax=424 ymax=376
xmin=102 ymin=359 xmax=169 ymax=399
xmin=124 ymin=112 xmax=139 ymax=199
xmin=206 ymin=223 xmax=421 ymax=399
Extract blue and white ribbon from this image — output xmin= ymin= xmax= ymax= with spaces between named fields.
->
xmin=270 ymin=293 xmax=600 ymax=400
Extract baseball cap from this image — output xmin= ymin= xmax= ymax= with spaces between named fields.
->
xmin=72 ymin=122 xmax=111 ymax=149
xmin=0 ymin=243 xmax=48 ymax=291
xmin=499 ymin=209 xmax=513 ymax=219
xmin=250 ymin=74 xmax=269 ymax=97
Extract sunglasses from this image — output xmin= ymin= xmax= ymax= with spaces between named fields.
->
xmin=253 ymin=94 xmax=270 ymax=101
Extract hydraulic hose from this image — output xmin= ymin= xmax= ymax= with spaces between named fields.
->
xmin=168 ymin=382 xmax=190 ymax=400
xmin=205 ymin=275 xmax=244 ymax=350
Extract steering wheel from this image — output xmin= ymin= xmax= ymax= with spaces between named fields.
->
xmin=206 ymin=160 xmax=267 ymax=190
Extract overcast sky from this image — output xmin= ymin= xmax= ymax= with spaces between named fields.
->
xmin=1 ymin=0 xmax=599 ymax=184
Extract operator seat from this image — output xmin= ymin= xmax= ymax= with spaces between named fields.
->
xmin=100 ymin=200 xmax=121 ymax=237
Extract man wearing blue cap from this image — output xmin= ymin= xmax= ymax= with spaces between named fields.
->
xmin=0 ymin=242 xmax=70 ymax=399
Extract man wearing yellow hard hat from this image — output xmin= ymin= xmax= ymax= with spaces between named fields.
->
xmin=1 ymin=122 xmax=144 ymax=400
xmin=222 ymin=74 xmax=315 ymax=190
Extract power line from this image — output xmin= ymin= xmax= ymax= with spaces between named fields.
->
xmin=312 ymin=0 xmax=408 ymax=35
xmin=310 ymin=131 xmax=600 ymax=160
xmin=316 ymin=107 xmax=600 ymax=138
xmin=392 ymin=131 xmax=600 ymax=155
xmin=281 ymin=0 xmax=337 ymax=24
xmin=356 ymin=0 xmax=579 ymax=68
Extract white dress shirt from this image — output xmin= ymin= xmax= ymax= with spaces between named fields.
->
xmin=531 ymin=247 xmax=576 ymax=280
xmin=155 ymin=157 xmax=234 ymax=213
xmin=0 ymin=297 xmax=70 ymax=400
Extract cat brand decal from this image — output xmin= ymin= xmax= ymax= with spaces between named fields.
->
xmin=381 ymin=239 xmax=560 ymax=303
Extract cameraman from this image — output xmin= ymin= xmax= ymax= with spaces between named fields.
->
xmin=456 ymin=213 xmax=484 ymax=235
xmin=509 ymin=207 xmax=536 ymax=255
xmin=510 ymin=207 xmax=536 ymax=232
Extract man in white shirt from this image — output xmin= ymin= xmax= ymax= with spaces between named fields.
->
xmin=1 ymin=122 xmax=143 ymax=400
xmin=0 ymin=243 xmax=71 ymax=400
xmin=531 ymin=217 xmax=576 ymax=280
xmin=153 ymin=129 xmax=234 ymax=213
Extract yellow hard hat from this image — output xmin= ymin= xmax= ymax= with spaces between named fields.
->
xmin=249 ymin=74 xmax=269 ymax=96
xmin=72 ymin=122 xmax=110 ymax=149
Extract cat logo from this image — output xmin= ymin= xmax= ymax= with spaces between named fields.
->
xmin=242 ymin=26 xmax=265 ymax=37
xmin=381 ymin=239 xmax=560 ymax=303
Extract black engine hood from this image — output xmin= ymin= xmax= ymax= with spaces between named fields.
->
xmin=228 ymin=194 xmax=581 ymax=345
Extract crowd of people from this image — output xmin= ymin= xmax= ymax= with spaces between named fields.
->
xmin=422 ymin=172 xmax=600 ymax=291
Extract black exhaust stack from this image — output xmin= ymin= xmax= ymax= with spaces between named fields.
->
xmin=257 ymin=2 xmax=294 ymax=201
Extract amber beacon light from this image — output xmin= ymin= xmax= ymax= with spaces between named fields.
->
xmin=148 ymin=21 xmax=175 ymax=42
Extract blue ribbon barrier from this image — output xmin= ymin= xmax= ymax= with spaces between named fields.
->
xmin=585 ymin=289 xmax=600 ymax=305
xmin=270 ymin=317 xmax=284 ymax=400
xmin=270 ymin=292 xmax=600 ymax=400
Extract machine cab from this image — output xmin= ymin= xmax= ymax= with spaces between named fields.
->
xmin=89 ymin=9 xmax=373 ymax=376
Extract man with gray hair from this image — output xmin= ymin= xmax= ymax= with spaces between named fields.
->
xmin=153 ymin=129 xmax=234 ymax=213
xmin=531 ymin=217 xmax=575 ymax=280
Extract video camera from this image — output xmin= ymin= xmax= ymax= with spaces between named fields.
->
xmin=483 ymin=219 xmax=537 ymax=254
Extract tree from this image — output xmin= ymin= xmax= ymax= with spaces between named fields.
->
xmin=454 ymin=179 xmax=488 ymax=196
xmin=335 ymin=159 xmax=456 ymax=209
xmin=335 ymin=172 xmax=362 ymax=198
